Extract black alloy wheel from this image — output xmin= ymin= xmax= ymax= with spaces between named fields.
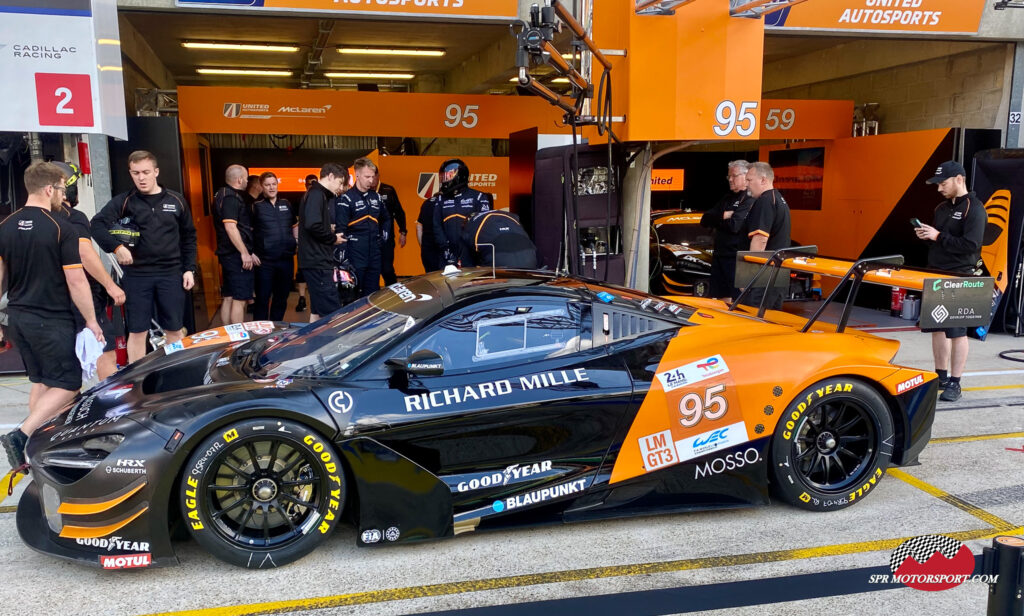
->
xmin=180 ymin=418 xmax=345 ymax=568
xmin=770 ymin=379 xmax=894 ymax=512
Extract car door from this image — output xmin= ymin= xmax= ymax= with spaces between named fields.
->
xmin=346 ymin=295 xmax=635 ymax=516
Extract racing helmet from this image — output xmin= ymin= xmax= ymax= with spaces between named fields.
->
xmin=438 ymin=159 xmax=469 ymax=197
xmin=51 ymin=161 xmax=82 ymax=206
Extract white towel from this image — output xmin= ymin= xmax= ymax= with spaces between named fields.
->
xmin=75 ymin=328 xmax=105 ymax=381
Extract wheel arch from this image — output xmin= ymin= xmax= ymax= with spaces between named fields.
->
xmin=159 ymin=405 xmax=345 ymax=542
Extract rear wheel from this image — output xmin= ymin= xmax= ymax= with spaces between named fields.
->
xmin=770 ymin=379 xmax=893 ymax=511
xmin=179 ymin=418 xmax=345 ymax=568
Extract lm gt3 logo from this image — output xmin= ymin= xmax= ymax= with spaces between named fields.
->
xmin=694 ymin=428 xmax=728 ymax=448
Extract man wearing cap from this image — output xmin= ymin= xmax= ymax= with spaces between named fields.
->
xmin=915 ymin=160 xmax=986 ymax=402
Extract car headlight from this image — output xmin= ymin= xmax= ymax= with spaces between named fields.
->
xmin=38 ymin=434 xmax=124 ymax=471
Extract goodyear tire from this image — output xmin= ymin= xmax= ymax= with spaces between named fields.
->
xmin=770 ymin=379 xmax=894 ymax=512
xmin=179 ymin=418 xmax=345 ymax=568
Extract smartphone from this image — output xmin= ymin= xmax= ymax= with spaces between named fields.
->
xmin=910 ymin=218 xmax=923 ymax=228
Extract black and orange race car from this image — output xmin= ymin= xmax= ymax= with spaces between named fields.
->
xmin=17 ymin=255 xmax=938 ymax=569
xmin=649 ymin=210 xmax=713 ymax=296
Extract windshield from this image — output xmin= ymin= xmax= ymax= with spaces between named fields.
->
xmin=654 ymin=222 xmax=713 ymax=248
xmin=257 ymin=280 xmax=440 ymax=378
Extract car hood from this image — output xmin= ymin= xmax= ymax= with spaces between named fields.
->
xmin=39 ymin=322 xmax=292 ymax=445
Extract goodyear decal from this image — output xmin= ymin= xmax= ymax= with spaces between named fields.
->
xmin=782 ymin=381 xmax=854 ymax=441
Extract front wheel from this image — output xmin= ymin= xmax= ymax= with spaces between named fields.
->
xmin=179 ymin=418 xmax=345 ymax=568
xmin=770 ymin=379 xmax=894 ymax=512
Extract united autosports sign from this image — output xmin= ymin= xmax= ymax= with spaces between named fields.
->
xmin=765 ymin=0 xmax=985 ymax=35
xmin=175 ymin=0 xmax=518 ymax=21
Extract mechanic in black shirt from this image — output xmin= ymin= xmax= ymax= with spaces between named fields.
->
xmin=915 ymin=161 xmax=986 ymax=402
xmin=431 ymin=159 xmax=492 ymax=268
xmin=293 ymin=174 xmax=320 ymax=314
xmin=252 ymin=172 xmax=297 ymax=321
xmin=0 ymin=163 xmax=103 ymax=470
xmin=213 ymin=165 xmax=257 ymax=326
xmin=700 ymin=160 xmax=754 ymax=299
xmin=244 ymin=174 xmax=261 ymax=207
xmin=53 ymin=162 xmax=126 ymax=380
xmin=743 ymin=162 xmax=791 ymax=310
xmin=460 ymin=210 xmax=537 ymax=269
xmin=417 ymin=197 xmax=440 ymax=273
xmin=298 ymin=163 xmax=347 ymax=321
xmin=91 ymin=151 xmax=197 ymax=364
xmin=336 ymin=158 xmax=391 ymax=299
xmin=375 ymin=170 xmax=407 ymax=285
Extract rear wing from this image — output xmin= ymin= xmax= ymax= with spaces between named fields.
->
xmin=731 ymin=246 xmax=955 ymax=333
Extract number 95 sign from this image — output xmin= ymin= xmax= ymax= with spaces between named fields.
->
xmin=34 ymin=73 xmax=94 ymax=127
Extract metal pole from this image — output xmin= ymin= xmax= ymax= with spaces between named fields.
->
xmin=983 ymin=535 xmax=1024 ymax=615
xmin=27 ymin=133 xmax=43 ymax=163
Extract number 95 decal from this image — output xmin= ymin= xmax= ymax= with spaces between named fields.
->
xmin=678 ymin=384 xmax=728 ymax=428
xmin=713 ymin=100 xmax=758 ymax=138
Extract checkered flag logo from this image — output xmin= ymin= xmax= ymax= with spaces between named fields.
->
xmin=931 ymin=304 xmax=949 ymax=324
xmin=889 ymin=535 xmax=963 ymax=574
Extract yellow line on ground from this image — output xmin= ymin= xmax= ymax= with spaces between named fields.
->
xmin=931 ymin=431 xmax=1024 ymax=444
xmin=962 ymin=384 xmax=1024 ymax=392
xmin=0 ymin=505 xmax=15 ymax=514
xmin=888 ymin=468 xmax=1016 ymax=530
xmin=142 ymin=526 xmax=1021 ymax=616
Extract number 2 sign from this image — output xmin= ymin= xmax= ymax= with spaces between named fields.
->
xmin=34 ymin=73 xmax=94 ymax=127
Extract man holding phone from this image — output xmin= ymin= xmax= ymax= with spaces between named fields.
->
xmin=914 ymin=160 xmax=985 ymax=402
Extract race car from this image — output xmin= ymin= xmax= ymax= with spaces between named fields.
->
xmin=17 ymin=258 xmax=938 ymax=570
xmin=649 ymin=210 xmax=713 ymax=296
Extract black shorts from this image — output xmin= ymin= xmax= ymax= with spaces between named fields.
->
xmin=220 ymin=254 xmax=255 ymax=301
xmin=8 ymin=310 xmax=81 ymax=390
xmin=920 ymin=326 xmax=968 ymax=339
xmin=123 ymin=272 xmax=185 ymax=333
xmin=302 ymin=268 xmax=341 ymax=316
xmin=73 ymin=303 xmax=119 ymax=353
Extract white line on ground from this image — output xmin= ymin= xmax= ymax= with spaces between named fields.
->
xmin=963 ymin=369 xmax=1024 ymax=377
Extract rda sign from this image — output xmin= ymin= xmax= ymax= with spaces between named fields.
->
xmin=0 ymin=0 xmax=126 ymax=139
xmin=920 ymin=277 xmax=994 ymax=330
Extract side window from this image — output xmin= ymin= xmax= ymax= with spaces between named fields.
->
xmin=410 ymin=301 xmax=581 ymax=373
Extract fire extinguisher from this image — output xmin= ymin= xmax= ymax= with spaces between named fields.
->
xmin=890 ymin=286 xmax=906 ymax=318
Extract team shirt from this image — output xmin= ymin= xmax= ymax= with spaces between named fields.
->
xmin=928 ymin=191 xmax=986 ymax=273
xmin=213 ymin=186 xmax=254 ymax=257
xmin=746 ymin=189 xmax=792 ymax=251
xmin=0 ymin=206 xmax=82 ymax=319
xmin=252 ymin=197 xmax=297 ymax=260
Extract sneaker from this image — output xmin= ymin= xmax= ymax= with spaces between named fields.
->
xmin=939 ymin=382 xmax=962 ymax=402
xmin=0 ymin=430 xmax=27 ymax=470
xmin=937 ymin=377 xmax=950 ymax=390
xmin=295 ymin=297 xmax=307 ymax=313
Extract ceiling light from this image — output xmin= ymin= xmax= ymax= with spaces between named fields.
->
xmin=509 ymin=77 xmax=570 ymax=83
xmin=337 ymin=47 xmax=445 ymax=57
xmin=184 ymin=42 xmax=300 ymax=53
xmin=324 ymin=72 xmax=415 ymax=80
xmin=196 ymin=68 xmax=293 ymax=76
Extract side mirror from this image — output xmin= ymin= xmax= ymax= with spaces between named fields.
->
xmin=387 ymin=349 xmax=444 ymax=377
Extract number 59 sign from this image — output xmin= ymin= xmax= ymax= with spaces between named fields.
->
xmin=34 ymin=73 xmax=94 ymax=127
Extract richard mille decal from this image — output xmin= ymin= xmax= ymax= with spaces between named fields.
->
xmin=404 ymin=368 xmax=589 ymax=413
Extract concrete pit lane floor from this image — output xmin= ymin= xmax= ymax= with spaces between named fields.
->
xmin=0 ymin=321 xmax=1021 ymax=616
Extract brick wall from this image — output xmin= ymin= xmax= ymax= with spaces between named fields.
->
xmin=764 ymin=43 xmax=1013 ymax=135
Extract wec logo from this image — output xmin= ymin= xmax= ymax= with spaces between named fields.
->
xmin=694 ymin=428 xmax=728 ymax=448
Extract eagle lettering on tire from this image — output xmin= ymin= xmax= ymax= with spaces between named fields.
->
xmin=179 ymin=418 xmax=345 ymax=568
xmin=770 ymin=379 xmax=894 ymax=512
